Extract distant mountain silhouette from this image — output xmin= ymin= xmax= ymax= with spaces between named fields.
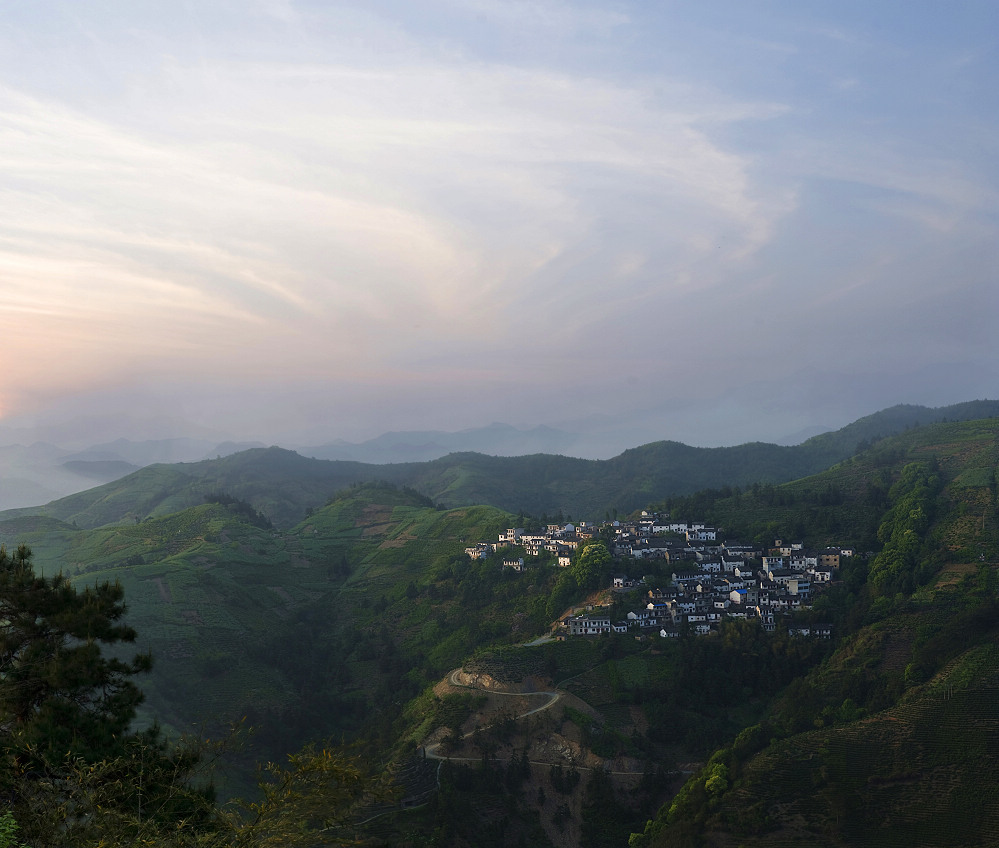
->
xmin=4 ymin=400 xmax=996 ymax=527
xmin=299 ymin=422 xmax=578 ymax=463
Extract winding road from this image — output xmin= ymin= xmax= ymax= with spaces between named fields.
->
xmin=422 ymin=669 xmax=562 ymax=761
xmin=346 ymin=666 xmax=653 ymax=829
xmin=422 ymin=669 xmax=651 ymax=777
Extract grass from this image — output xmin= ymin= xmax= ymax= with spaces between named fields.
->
xmin=8 ymin=484 xmax=530 ymax=777
xmin=6 ymin=417 xmax=999 ymax=836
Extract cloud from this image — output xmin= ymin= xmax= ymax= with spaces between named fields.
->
xmin=439 ymin=0 xmax=630 ymax=32
xmin=0 ymin=32 xmax=790 ymax=412
xmin=0 ymin=2 xmax=994 ymax=446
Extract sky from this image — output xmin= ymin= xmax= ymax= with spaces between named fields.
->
xmin=0 ymin=0 xmax=997 ymax=453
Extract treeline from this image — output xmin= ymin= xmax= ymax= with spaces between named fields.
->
xmin=629 ymin=444 xmax=999 ymax=847
xmin=656 ymin=481 xmax=851 ymax=520
xmin=231 ymin=544 xmax=561 ymax=763
xmin=203 ymin=491 xmax=272 ymax=529
xmin=651 ymin=474 xmax=888 ymax=550
xmin=321 ymin=480 xmax=440 ymax=511
xmin=635 ymin=584 xmax=999 ymax=847
xmin=431 ymin=755 xmax=650 ymax=848
xmin=868 ymin=460 xmax=943 ymax=595
xmin=546 ymin=541 xmax=613 ymax=619
xmin=0 ymin=544 xmax=384 ymax=847
xmin=602 ymin=621 xmax=832 ymax=758
xmin=432 ymin=758 xmax=551 ymax=847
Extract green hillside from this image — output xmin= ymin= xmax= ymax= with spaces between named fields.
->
xmin=3 ymin=411 xmax=999 ymax=845
xmin=353 ymin=418 xmax=999 ymax=846
xmin=0 ymin=449 xmax=385 ymax=530
xmin=0 ymin=484 xmax=528 ymax=767
xmin=635 ymin=594 xmax=999 ymax=848
xmin=6 ymin=401 xmax=996 ymax=530
xmin=651 ymin=416 xmax=999 ymax=555
xmin=633 ymin=419 xmax=999 ymax=848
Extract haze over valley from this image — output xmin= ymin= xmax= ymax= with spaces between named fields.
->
xmin=1 ymin=2 xmax=997 ymax=846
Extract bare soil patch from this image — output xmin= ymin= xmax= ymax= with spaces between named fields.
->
xmin=935 ymin=561 xmax=978 ymax=589
xmin=879 ymin=630 xmax=915 ymax=676
xmin=358 ymin=505 xmax=393 ymax=531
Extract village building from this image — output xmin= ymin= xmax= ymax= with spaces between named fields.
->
xmin=465 ymin=517 xmax=843 ymax=641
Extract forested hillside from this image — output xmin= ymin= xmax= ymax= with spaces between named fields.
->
xmin=0 ymin=485 xmax=552 ymax=777
xmin=0 ymin=415 xmax=997 ymax=846
xmin=633 ymin=419 xmax=999 ymax=847
xmin=5 ymin=401 xmax=996 ymax=529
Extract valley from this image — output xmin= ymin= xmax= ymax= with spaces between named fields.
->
xmin=0 ymin=412 xmax=997 ymax=846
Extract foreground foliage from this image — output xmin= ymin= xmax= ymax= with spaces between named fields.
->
xmin=0 ymin=546 xmax=387 ymax=847
xmin=3 ymin=414 xmax=999 ymax=846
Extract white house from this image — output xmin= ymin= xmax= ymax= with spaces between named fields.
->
xmin=569 ymin=614 xmax=612 ymax=636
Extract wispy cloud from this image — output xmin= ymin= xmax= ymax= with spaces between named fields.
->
xmin=441 ymin=0 xmax=630 ymax=32
xmin=0 ymin=34 xmax=789 ymax=406
xmin=0 ymin=1 xmax=995 ymax=444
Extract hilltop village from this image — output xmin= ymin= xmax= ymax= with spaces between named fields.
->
xmin=465 ymin=512 xmax=851 ymax=639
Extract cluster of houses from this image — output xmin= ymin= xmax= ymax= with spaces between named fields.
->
xmin=464 ymin=521 xmax=601 ymax=569
xmin=571 ymin=526 xmax=850 ymax=637
xmin=463 ymin=512 xmax=851 ymax=639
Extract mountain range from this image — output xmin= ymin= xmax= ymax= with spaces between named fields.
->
xmin=2 ymin=402 xmax=999 ymax=845
xmin=3 ymin=401 xmax=998 ymax=515
xmin=3 ymin=400 xmax=998 ymax=529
